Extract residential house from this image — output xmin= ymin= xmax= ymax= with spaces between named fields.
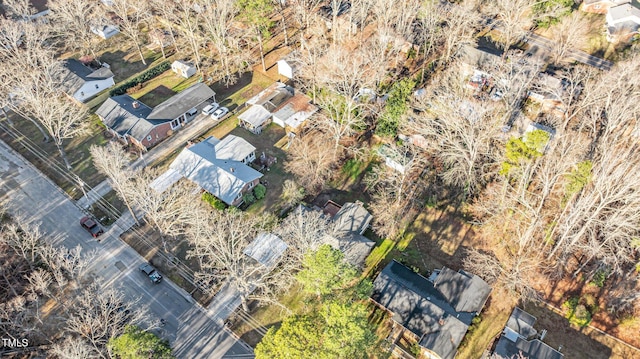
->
xmin=324 ymin=201 xmax=375 ymax=268
xmin=493 ymin=307 xmax=564 ymax=359
xmin=238 ymin=82 xmax=294 ymax=134
xmin=171 ymin=60 xmax=197 ymax=79
xmin=581 ymin=0 xmax=630 ymax=14
xmin=459 ymin=44 xmax=502 ymax=79
xmin=150 ymin=135 xmax=262 ymax=206
xmin=371 ymin=260 xmax=491 ymax=359
xmin=606 ymin=2 xmax=640 ymax=41
xmin=60 ymin=59 xmax=115 ymax=102
xmin=271 ymin=93 xmax=318 ymax=135
xmin=96 ymin=83 xmax=215 ymax=150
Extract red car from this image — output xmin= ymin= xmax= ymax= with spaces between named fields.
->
xmin=80 ymin=216 xmax=104 ymax=238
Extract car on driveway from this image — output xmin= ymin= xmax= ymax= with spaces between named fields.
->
xmin=80 ymin=216 xmax=104 ymax=238
xmin=139 ymin=263 xmax=163 ymax=284
xmin=211 ymin=107 xmax=229 ymax=120
xmin=202 ymin=103 xmax=219 ymax=115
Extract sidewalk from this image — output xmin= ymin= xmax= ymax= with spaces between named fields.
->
xmin=77 ymin=115 xmax=220 ymax=207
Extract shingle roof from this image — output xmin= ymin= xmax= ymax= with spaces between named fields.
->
xmin=243 ymin=233 xmax=288 ymax=269
xmin=169 ymin=136 xmax=262 ymax=205
xmin=372 ymin=261 xmax=477 ymax=359
xmin=324 ymin=233 xmax=374 ymax=268
xmin=95 ymin=95 xmax=154 ymax=141
xmin=432 ymin=267 xmax=492 ymax=313
xmin=60 ymin=59 xmax=114 ymax=94
xmin=332 ymin=201 xmax=372 ymax=236
xmin=147 ymin=83 xmax=215 ymax=123
xmin=494 ymin=308 xmax=564 ymax=359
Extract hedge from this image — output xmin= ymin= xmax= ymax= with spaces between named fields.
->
xmin=109 ymin=61 xmax=171 ymax=96
xmin=202 ymin=192 xmax=226 ymax=210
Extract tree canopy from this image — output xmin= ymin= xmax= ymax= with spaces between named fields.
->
xmin=296 ymin=244 xmax=358 ymax=296
xmin=108 ymin=325 xmax=173 ymax=359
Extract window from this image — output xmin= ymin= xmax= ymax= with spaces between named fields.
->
xmin=170 ymin=119 xmax=180 ymax=129
xmin=248 ymin=182 xmax=254 ymax=189
xmin=236 ymin=192 xmax=243 ymax=200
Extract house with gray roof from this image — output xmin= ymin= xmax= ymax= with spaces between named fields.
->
xmin=327 ymin=201 xmax=374 ymax=268
xmin=150 ymin=135 xmax=262 ymax=206
xmin=372 ymin=260 xmax=491 ymax=359
xmin=493 ymin=307 xmax=564 ymax=359
xmin=243 ymin=233 xmax=288 ymax=269
xmin=606 ymin=2 xmax=640 ymax=41
xmin=581 ymin=0 xmax=630 ymax=14
xmin=60 ymin=59 xmax=115 ymax=102
xmin=96 ymin=83 xmax=215 ymax=150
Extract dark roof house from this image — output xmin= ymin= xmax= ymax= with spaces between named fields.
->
xmin=60 ymin=59 xmax=115 ymax=102
xmin=493 ymin=307 xmax=564 ymax=359
xmin=96 ymin=95 xmax=153 ymax=141
xmin=372 ymin=260 xmax=491 ymax=359
xmin=327 ymin=201 xmax=374 ymax=268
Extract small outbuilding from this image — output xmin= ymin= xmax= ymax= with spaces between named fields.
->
xmin=171 ymin=60 xmax=197 ymax=79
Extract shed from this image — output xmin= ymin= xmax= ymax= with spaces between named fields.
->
xmin=243 ymin=233 xmax=288 ymax=269
xmin=238 ymin=105 xmax=273 ymax=134
xmin=172 ymin=60 xmax=197 ymax=79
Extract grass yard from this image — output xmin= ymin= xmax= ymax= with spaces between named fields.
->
xmin=0 ymin=113 xmax=109 ymax=199
xmin=130 ymin=70 xmax=200 ymax=107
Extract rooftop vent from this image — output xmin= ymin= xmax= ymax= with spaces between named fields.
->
xmin=132 ymin=101 xmax=140 ymax=109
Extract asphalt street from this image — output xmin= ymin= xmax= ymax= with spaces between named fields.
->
xmin=0 ymin=139 xmax=254 ymax=358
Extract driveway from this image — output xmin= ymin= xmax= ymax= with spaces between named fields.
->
xmin=0 ymin=139 xmax=254 ymax=358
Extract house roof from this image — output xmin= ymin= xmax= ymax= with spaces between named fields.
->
xmin=372 ymin=261 xmax=478 ymax=359
xmin=608 ymin=3 xmax=640 ymax=24
xmin=147 ymin=83 xmax=215 ymax=123
xmin=169 ymin=135 xmax=263 ymax=205
xmin=324 ymin=233 xmax=374 ymax=268
xmin=243 ymin=233 xmax=288 ymax=269
xmin=238 ymin=104 xmax=273 ymax=127
xmin=272 ymin=93 xmax=318 ymax=129
xmin=332 ymin=201 xmax=372 ymax=236
xmin=95 ymin=95 xmax=154 ymax=141
xmin=60 ymin=59 xmax=114 ymax=95
xmin=432 ymin=267 xmax=492 ymax=313
xmin=246 ymin=82 xmax=294 ymax=112
xmin=172 ymin=60 xmax=195 ymax=70
xmin=459 ymin=45 xmax=502 ymax=71
xmin=494 ymin=308 xmax=564 ymax=359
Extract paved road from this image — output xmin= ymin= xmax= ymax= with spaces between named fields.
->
xmin=0 ymin=139 xmax=254 ymax=359
xmin=77 ymin=113 xmax=224 ymax=209
xmin=526 ymin=32 xmax=614 ymax=71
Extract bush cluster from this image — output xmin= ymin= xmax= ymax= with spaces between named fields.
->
xmin=202 ymin=192 xmax=226 ymax=210
xmin=109 ymin=61 xmax=171 ymax=96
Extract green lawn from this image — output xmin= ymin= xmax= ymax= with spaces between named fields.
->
xmin=130 ymin=70 xmax=200 ymax=106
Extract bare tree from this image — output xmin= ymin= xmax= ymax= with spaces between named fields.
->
xmin=172 ymin=0 xmax=204 ymax=70
xmin=315 ymin=91 xmax=366 ymax=152
xmin=50 ymin=337 xmax=95 ymax=359
xmin=200 ymin=0 xmax=244 ymax=84
xmin=439 ymin=1 xmax=482 ymax=63
xmin=48 ymin=0 xmax=101 ymax=58
xmin=90 ymin=143 xmax=139 ymax=224
xmin=276 ymin=207 xmax=332 ymax=262
xmin=100 ymin=0 xmax=151 ymax=65
xmin=284 ymin=132 xmax=336 ymax=194
xmin=186 ymin=209 xmax=293 ymax=310
xmin=365 ymin=146 xmax=425 ymax=238
xmin=548 ymin=12 xmax=588 ymax=65
xmin=488 ymin=0 xmax=537 ymax=54
xmin=280 ymin=179 xmax=306 ymax=210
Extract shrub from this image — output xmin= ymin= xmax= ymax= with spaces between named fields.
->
xmin=563 ymin=296 xmax=593 ymax=327
xmin=242 ymin=192 xmax=256 ymax=205
xmin=253 ymin=184 xmax=266 ymax=200
xmin=109 ymin=61 xmax=171 ymax=96
xmin=202 ymin=192 xmax=226 ymax=210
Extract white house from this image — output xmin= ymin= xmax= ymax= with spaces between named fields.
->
xmin=60 ymin=59 xmax=115 ymax=103
xmin=171 ymin=60 xmax=197 ymax=78
xmin=606 ymin=3 xmax=640 ymax=41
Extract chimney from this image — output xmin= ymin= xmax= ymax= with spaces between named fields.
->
xmin=230 ymin=167 xmax=235 ymax=173
xmin=132 ymin=101 xmax=140 ymax=109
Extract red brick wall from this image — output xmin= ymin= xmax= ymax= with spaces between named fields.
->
xmin=140 ymin=123 xmax=173 ymax=149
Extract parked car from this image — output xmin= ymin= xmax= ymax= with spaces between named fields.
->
xmin=80 ymin=216 xmax=104 ymax=238
xmin=202 ymin=103 xmax=219 ymax=115
xmin=139 ymin=263 xmax=163 ymax=284
xmin=211 ymin=107 xmax=229 ymax=120
xmin=186 ymin=107 xmax=198 ymax=117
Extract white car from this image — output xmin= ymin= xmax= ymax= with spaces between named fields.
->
xmin=211 ymin=107 xmax=229 ymax=120
xmin=202 ymin=103 xmax=219 ymax=115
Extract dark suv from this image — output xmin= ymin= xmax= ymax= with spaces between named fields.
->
xmin=139 ymin=263 xmax=163 ymax=284
xmin=80 ymin=216 xmax=104 ymax=238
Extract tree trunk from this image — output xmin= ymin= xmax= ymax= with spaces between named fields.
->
xmin=55 ymin=141 xmax=72 ymax=170
xmin=136 ymin=42 xmax=147 ymax=65
xmin=258 ymin=33 xmax=266 ymax=72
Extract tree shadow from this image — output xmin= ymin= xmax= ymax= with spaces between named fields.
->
xmin=210 ymin=72 xmax=254 ymax=101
